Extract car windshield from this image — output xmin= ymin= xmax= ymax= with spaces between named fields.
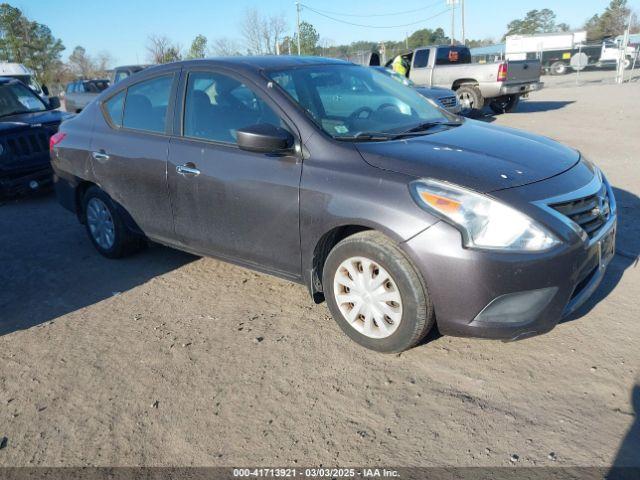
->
xmin=268 ymin=64 xmax=449 ymax=139
xmin=376 ymin=68 xmax=416 ymax=87
xmin=0 ymin=81 xmax=47 ymax=117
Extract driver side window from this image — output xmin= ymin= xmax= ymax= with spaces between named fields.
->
xmin=183 ymin=71 xmax=282 ymax=144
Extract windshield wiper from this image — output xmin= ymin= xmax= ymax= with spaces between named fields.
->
xmin=338 ymin=132 xmax=399 ymax=141
xmin=403 ymin=120 xmax=462 ymax=134
xmin=338 ymin=130 xmax=446 ymax=142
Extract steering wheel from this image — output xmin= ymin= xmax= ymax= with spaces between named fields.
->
xmin=348 ymin=106 xmax=374 ymax=121
xmin=377 ymin=103 xmax=401 ymax=113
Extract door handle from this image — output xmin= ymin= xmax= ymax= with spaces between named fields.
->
xmin=176 ymin=163 xmax=201 ymax=177
xmin=92 ymin=151 xmax=110 ymax=162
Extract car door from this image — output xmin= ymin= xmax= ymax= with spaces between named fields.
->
xmin=167 ymin=69 xmax=302 ymax=278
xmin=410 ymin=48 xmax=432 ymax=86
xmin=90 ymin=71 xmax=178 ymax=243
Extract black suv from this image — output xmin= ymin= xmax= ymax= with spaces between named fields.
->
xmin=0 ymin=77 xmax=71 ymax=197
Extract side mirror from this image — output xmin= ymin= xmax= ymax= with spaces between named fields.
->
xmin=42 ymin=85 xmax=50 ymax=96
xmin=48 ymin=96 xmax=61 ymax=110
xmin=236 ymin=124 xmax=294 ymax=154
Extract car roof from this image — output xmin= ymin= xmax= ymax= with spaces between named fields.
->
xmin=141 ymin=56 xmax=352 ymax=76
xmin=0 ymin=76 xmax=19 ymax=84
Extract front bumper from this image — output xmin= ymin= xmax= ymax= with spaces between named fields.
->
xmin=499 ymin=81 xmax=544 ymax=96
xmin=401 ymin=174 xmax=616 ymax=341
xmin=0 ymin=166 xmax=53 ymax=197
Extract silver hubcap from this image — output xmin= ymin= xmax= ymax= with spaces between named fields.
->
xmin=458 ymin=92 xmax=473 ymax=112
xmin=86 ymin=197 xmax=115 ymax=250
xmin=333 ymin=256 xmax=403 ymax=339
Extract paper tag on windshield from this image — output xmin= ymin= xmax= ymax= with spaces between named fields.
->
xmin=334 ymin=125 xmax=349 ymax=134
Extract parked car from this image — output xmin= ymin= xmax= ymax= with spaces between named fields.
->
xmin=0 ymin=62 xmax=49 ymax=100
xmin=110 ymin=65 xmax=149 ymax=84
xmin=0 ymin=78 xmax=70 ymax=197
xmin=372 ymin=67 xmax=461 ymax=114
xmin=370 ymin=45 xmax=543 ymax=115
xmin=64 ymin=79 xmax=110 ymax=113
xmin=52 ymin=57 xmax=616 ymax=352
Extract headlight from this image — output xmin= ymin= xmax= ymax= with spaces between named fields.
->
xmin=410 ymin=179 xmax=560 ymax=252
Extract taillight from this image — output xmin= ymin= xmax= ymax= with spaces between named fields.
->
xmin=49 ymin=132 xmax=66 ymax=151
xmin=497 ymin=63 xmax=508 ymax=82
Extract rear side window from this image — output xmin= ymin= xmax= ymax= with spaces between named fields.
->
xmin=104 ymin=90 xmax=125 ymax=127
xmin=435 ymin=47 xmax=471 ymax=65
xmin=413 ymin=49 xmax=430 ymax=68
xmin=122 ymin=75 xmax=172 ymax=133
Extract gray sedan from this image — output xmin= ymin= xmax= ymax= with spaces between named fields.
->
xmin=51 ymin=57 xmax=616 ymax=352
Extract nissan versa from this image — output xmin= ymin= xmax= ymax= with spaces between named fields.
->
xmin=51 ymin=57 xmax=617 ymax=353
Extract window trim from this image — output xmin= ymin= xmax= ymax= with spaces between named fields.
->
xmin=100 ymin=71 xmax=179 ymax=137
xmin=176 ymin=67 xmax=300 ymax=149
xmin=413 ymin=49 xmax=431 ymax=69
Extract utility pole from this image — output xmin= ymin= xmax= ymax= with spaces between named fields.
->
xmin=461 ymin=0 xmax=465 ymax=45
xmin=447 ymin=0 xmax=457 ymax=45
xmin=296 ymin=2 xmax=302 ymax=56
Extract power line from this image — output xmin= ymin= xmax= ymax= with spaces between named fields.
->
xmin=299 ymin=0 xmax=444 ymax=18
xmin=300 ymin=5 xmax=452 ymax=29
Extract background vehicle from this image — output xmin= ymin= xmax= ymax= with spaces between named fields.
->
xmin=110 ymin=65 xmax=149 ymax=84
xmin=64 ymin=79 xmax=110 ymax=113
xmin=372 ymin=67 xmax=461 ymax=114
xmin=370 ymin=45 xmax=543 ymax=116
xmin=0 ymin=62 xmax=49 ymax=100
xmin=0 ymin=78 xmax=68 ymax=197
xmin=52 ymin=57 xmax=615 ymax=353
xmin=506 ymin=31 xmax=638 ymax=75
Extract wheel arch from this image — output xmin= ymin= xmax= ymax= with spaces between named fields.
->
xmin=451 ymin=78 xmax=479 ymax=90
xmin=308 ymin=222 xmax=410 ymax=303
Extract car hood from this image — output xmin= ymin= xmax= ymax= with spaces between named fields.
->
xmin=355 ymin=120 xmax=580 ymax=192
xmin=415 ymin=86 xmax=455 ymax=100
xmin=0 ymin=109 xmax=72 ymax=133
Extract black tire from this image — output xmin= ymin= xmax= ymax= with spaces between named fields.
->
xmin=489 ymin=95 xmax=520 ymax=114
xmin=323 ymin=231 xmax=435 ymax=353
xmin=82 ymin=186 xmax=143 ymax=259
xmin=456 ymin=84 xmax=484 ymax=117
xmin=550 ymin=61 xmax=568 ymax=75
xmin=623 ymin=56 xmax=632 ymax=70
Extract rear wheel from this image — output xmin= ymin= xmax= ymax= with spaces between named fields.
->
xmin=82 ymin=186 xmax=143 ymax=258
xmin=489 ymin=95 xmax=520 ymax=114
xmin=323 ymin=231 xmax=435 ymax=353
xmin=550 ymin=61 xmax=568 ymax=75
xmin=456 ymin=84 xmax=484 ymax=117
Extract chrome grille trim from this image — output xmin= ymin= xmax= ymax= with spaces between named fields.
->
xmin=532 ymin=171 xmax=617 ymax=245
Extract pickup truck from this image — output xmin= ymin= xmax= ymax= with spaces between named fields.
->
xmin=64 ymin=79 xmax=110 ymax=113
xmin=370 ymin=45 xmax=543 ymax=115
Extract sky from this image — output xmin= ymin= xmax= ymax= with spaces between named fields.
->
xmin=13 ymin=0 xmax=640 ymax=65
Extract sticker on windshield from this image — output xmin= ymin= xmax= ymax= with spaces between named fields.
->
xmin=334 ymin=125 xmax=349 ymax=134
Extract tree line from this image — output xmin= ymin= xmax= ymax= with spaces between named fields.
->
xmin=0 ymin=0 xmax=637 ymax=92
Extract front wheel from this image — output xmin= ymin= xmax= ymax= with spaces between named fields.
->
xmin=323 ymin=231 xmax=435 ymax=353
xmin=456 ymin=84 xmax=484 ymax=117
xmin=489 ymin=95 xmax=520 ymax=114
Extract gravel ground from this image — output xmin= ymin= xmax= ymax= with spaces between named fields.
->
xmin=0 ymin=80 xmax=638 ymax=468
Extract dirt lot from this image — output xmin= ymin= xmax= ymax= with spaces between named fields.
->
xmin=1 ymin=81 xmax=639 ymax=468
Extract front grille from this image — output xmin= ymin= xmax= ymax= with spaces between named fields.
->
xmin=438 ymin=96 xmax=458 ymax=109
xmin=551 ymin=184 xmax=611 ymax=238
xmin=0 ymin=124 xmax=58 ymax=167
